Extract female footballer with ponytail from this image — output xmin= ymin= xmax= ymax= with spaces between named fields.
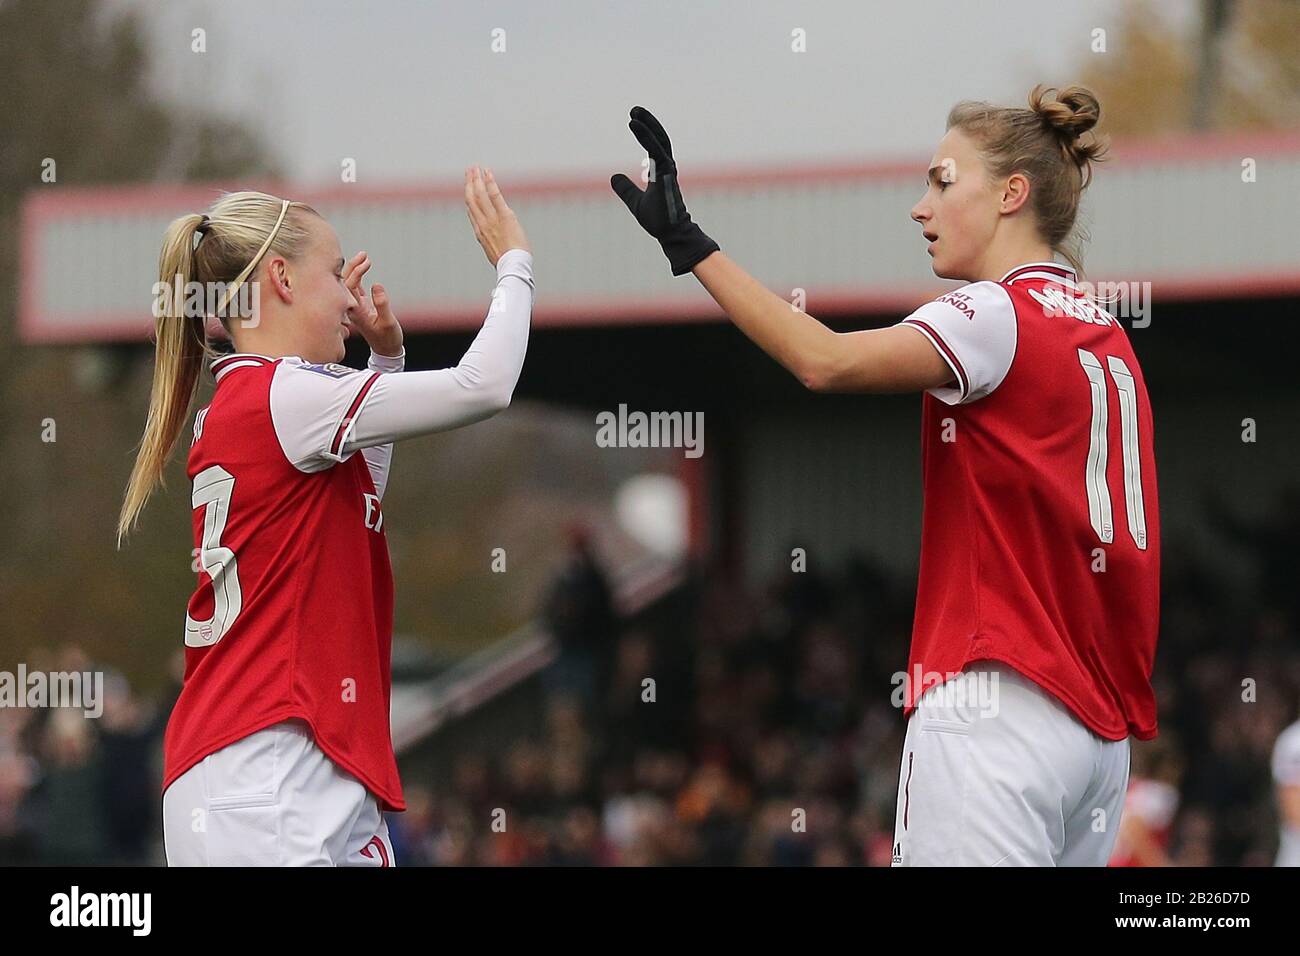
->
xmin=119 ymin=169 xmax=532 ymax=866
xmin=612 ymin=85 xmax=1159 ymax=866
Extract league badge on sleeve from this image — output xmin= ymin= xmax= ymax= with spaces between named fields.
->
xmin=301 ymin=362 xmax=357 ymax=379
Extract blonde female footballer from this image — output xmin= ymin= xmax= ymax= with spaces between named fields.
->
xmin=611 ymin=87 xmax=1159 ymax=866
xmin=118 ymin=168 xmax=532 ymax=866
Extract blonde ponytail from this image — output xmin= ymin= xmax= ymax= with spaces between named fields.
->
xmin=117 ymin=214 xmax=210 ymax=545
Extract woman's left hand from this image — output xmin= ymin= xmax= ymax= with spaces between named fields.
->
xmin=343 ymin=251 xmax=404 ymax=357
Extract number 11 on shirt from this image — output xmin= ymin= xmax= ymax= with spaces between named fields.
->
xmin=1078 ymin=347 xmax=1148 ymax=551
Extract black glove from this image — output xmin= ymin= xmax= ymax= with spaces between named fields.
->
xmin=610 ymin=106 xmax=720 ymax=276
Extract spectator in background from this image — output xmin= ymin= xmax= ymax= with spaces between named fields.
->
xmin=1272 ymin=716 xmax=1300 ymax=866
xmin=98 ymin=671 xmax=162 ymax=864
xmin=32 ymin=708 xmax=109 ymax=865
xmin=0 ymin=711 xmax=39 ymax=865
xmin=1110 ymin=737 xmax=1182 ymax=866
xmin=541 ymin=526 xmax=616 ymax=715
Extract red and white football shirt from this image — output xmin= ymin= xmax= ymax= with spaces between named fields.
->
xmin=163 ymin=352 xmax=406 ymax=812
xmin=900 ymin=261 xmax=1159 ymax=741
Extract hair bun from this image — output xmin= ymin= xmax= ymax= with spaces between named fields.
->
xmin=1030 ymin=84 xmax=1100 ymax=139
xmin=1029 ymin=83 xmax=1107 ymax=177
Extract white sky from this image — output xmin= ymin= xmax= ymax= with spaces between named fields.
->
xmin=118 ymin=0 xmax=1195 ymax=185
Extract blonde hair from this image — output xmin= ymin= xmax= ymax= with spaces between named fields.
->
xmin=117 ymin=191 xmax=321 ymax=545
xmin=946 ymin=84 xmax=1108 ymax=275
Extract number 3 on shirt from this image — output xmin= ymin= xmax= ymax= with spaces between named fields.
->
xmin=1078 ymin=348 xmax=1148 ymax=551
xmin=185 ymin=465 xmax=243 ymax=646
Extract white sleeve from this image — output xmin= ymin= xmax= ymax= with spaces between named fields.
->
xmin=360 ymin=348 xmax=405 ymax=500
xmin=1274 ymin=724 xmax=1300 ymax=786
xmin=899 ymin=280 xmax=1017 ymax=404
xmin=268 ymin=249 xmax=533 ymax=473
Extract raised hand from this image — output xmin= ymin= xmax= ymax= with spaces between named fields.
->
xmin=464 ymin=166 xmax=530 ymax=267
xmin=610 ymin=106 xmax=719 ymax=276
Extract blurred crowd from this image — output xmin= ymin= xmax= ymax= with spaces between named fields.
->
xmin=2 ymin=498 xmax=1298 ymax=866
xmin=392 ymin=546 xmax=907 ymax=866
xmin=0 ymin=646 xmax=167 ymax=864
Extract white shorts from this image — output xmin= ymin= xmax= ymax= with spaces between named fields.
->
xmin=162 ymin=718 xmax=395 ymax=867
xmin=892 ymin=662 xmax=1130 ymax=866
